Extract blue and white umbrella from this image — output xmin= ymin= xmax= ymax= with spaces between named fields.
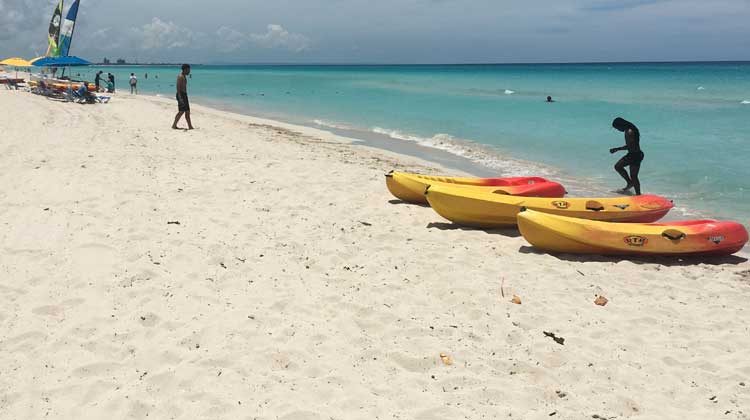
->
xmin=32 ymin=55 xmax=91 ymax=67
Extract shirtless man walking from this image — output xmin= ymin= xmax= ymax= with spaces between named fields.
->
xmin=172 ymin=64 xmax=194 ymax=130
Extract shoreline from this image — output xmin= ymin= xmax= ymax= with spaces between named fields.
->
xmin=19 ymin=63 xmax=750 ymax=224
xmin=182 ymin=92 xmax=721 ymax=223
xmin=2 ymin=88 xmax=750 ymax=419
xmin=136 ymin=91 xmax=750 ymax=256
xmin=6 ymin=68 xmax=744 ymax=232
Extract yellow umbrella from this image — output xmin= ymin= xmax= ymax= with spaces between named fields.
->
xmin=1 ymin=57 xmax=34 ymax=81
xmin=0 ymin=57 xmax=33 ymax=67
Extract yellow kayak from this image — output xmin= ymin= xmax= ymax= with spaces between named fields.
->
xmin=518 ymin=209 xmax=749 ymax=256
xmin=385 ymin=171 xmax=565 ymax=204
xmin=425 ymin=184 xmax=673 ymax=228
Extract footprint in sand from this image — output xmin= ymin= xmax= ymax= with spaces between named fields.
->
xmin=32 ymin=298 xmax=86 ymax=317
xmin=279 ymin=411 xmax=323 ymax=420
xmin=137 ymin=312 xmax=161 ymax=328
xmin=388 ymin=352 xmax=436 ymax=373
xmin=32 ymin=305 xmax=66 ymax=317
xmin=2 ymin=331 xmax=46 ymax=351
xmin=72 ymin=243 xmax=119 ymax=278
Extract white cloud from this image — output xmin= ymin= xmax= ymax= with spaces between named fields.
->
xmin=0 ymin=0 xmax=56 ymax=49
xmin=216 ymin=24 xmax=311 ymax=53
xmin=1 ymin=1 xmax=748 ymax=63
xmin=133 ymin=17 xmax=195 ymax=50
xmin=216 ymin=26 xmax=248 ymax=52
xmin=250 ymin=24 xmax=311 ymax=52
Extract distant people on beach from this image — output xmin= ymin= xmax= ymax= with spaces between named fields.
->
xmin=129 ymin=73 xmax=138 ymax=94
xmin=172 ymin=64 xmax=194 ymax=130
xmin=95 ymin=70 xmax=103 ymax=91
xmin=546 ymin=96 xmax=554 ymax=103
xmin=610 ymin=117 xmax=644 ymax=195
xmin=107 ymin=73 xmax=115 ymax=93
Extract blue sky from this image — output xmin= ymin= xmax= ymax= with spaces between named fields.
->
xmin=1 ymin=0 xmax=749 ymax=63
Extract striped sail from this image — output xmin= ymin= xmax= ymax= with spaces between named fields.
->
xmin=58 ymin=0 xmax=80 ymax=57
xmin=46 ymin=0 xmax=64 ymax=57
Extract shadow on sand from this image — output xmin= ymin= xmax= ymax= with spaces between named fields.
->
xmin=388 ymin=199 xmax=430 ymax=208
xmin=427 ymin=222 xmax=522 ymax=238
xmin=518 ymin=245 xmax=749 ymax=267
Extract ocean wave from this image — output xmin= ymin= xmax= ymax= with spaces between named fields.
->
xmin=465 ymin=88 xmax=522 ymax=97
xmin=370 ymin=126 xmax=554 ymax=177
xmin=309 ymin=120 xmax=730 ymax=221
xmin=741 ymin=100 xmax=750 ymax=105
xmin=312 ymin=119 xmax=354 ymax=130
xmin=697 ymin=86 xmax=705 ymax=90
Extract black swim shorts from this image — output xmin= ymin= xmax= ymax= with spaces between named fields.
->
xmin=177 ymin=93 xmax=190 ymax=112
xmin=622 ymin=150 xmax=645 ymax=166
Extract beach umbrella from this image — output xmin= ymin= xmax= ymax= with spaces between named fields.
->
xmin=1 ymin=57 xmax=33 ymax=67
xmin=1 ymin=57 xmax=33 ymax=79
xmin=32 ymin=55 xmax=91 ymax=67
xmin=32 ymin=56 xmax=92 ymax=87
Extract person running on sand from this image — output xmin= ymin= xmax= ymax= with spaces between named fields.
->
xmin=610 ymin=117 xmax=644 ymax=195
xmin=172 ymin=64 xmax=194 ymax=130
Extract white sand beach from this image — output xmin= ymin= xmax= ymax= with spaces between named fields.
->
xmin=1 ymin=88 xmax=749 ymax=419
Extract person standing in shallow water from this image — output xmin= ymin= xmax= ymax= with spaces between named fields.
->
xmin=129 ymin=73 xmax=137 ymax=94
xmin=172 ymin=64 xmax=194 ymax=130
xmin=609 ymin=117 xmax=644 ymax=195
xmin=94 ymin=71 xmax=103 ymax=92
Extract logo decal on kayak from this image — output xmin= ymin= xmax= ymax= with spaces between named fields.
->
xmin=624 ymin=236 xmax=648 ymax=247
xmin=552 ymin=200 xmax=569 ymax=209
xmin=613 ymin=204 xmax=630 ymax=210
xmin=708 ymin=235 xmax=724 ymax=245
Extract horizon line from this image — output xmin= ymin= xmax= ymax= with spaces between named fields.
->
xmin=94 ymin=59 xmax=750 ymax=67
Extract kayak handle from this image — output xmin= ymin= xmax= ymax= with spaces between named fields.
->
xmin=385 ymin=170 xmax=394 ymax=178
xmin=662 ymin=230 xmax=686 ymax=241
xmin=586 ymin=200 xmax=605 ymax=212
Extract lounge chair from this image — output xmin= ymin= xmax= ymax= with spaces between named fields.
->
xmin=32 ymin=81 xmax=67 ymax=100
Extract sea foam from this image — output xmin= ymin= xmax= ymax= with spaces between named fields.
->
xmin=370 ymin=127 xmax=554 ymax=177
xmin=312 ymin=119 xmax=354 ymax=130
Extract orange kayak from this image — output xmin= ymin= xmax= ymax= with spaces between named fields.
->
xmin=518 ymin=209 xmax=748 ymax=256
xmin=425 ymin=183 xmax=673 ymax=228
xmin=385 ymin=171 xmax=565 ymax=204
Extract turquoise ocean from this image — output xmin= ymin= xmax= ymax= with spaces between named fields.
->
xmin=81 ymin=63 xmax=750 ymax=223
